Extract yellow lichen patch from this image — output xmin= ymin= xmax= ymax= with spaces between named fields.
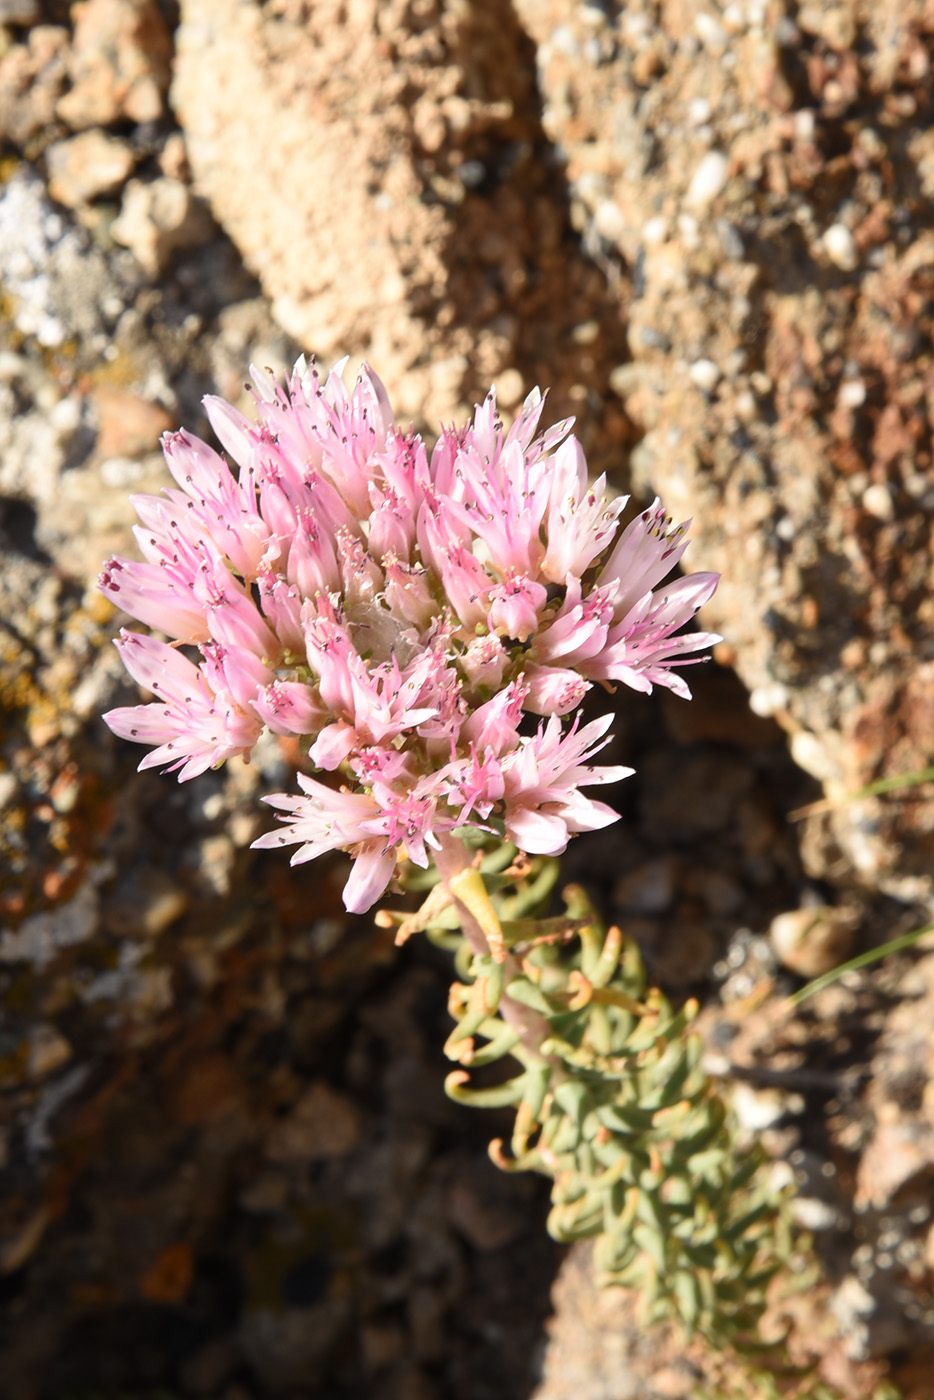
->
xmin=86 ymin=346 xmax=148 ymax=393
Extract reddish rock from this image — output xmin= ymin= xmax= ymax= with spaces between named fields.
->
xmin=90 ymin=384 xmax=174 ymax=461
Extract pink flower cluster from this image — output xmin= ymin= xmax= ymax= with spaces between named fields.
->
xmin=101 ymin=359 xmax=719 ymax=912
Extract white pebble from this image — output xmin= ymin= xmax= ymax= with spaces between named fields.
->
xmin=493 ymin=367 xmax=525 ymax=407
xmin=689 ymin=357 xmax=721 ymax=392
xmin=594 ymin=199 xmax=625 ymax=243
xmin=687 ymin=97 xmax=712 ymax=126
xmin=677 ymin=213 xmax=700 ymax=247
xmin=641 ymin=214 xmax=668 ymax=245
xmin=731 ymin=1082 xmax=785 ymax=1131
xmin=770 ymin=1160 xmax=795 ymax=1193
xmin=793 ymin=1198 xmax=840 ymax=1231
xmin=695 ymin=12 xmax=729 ymax=49
xmin=790 ymin=730 xmax=834 ymax=781
xmin=824 ymin=223 xmax=858 ymax=271
xmin=838 ymin=377 xmax=866 ymax=408
xmin=48 ymin=395 xmax=80 ymax=431
xmin=749 ymin=682 xmax=789 ymax=717
xmin=794 ymin=109 xmax=817 ymax=140
xmin=862 ymin=482 xmax=894 ymax=521
xmin=686 ymin=151 xmax=730 ymax=209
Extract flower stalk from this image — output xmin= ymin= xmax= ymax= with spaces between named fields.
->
xmin=96 ymin=356 xmax=898 ymax=1395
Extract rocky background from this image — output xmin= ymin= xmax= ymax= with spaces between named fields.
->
xmin=1 ymin=1 xmax=934 ymax=1396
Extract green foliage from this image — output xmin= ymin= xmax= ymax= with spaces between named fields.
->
xmin=390 ymin=847 xmax=906 ymax=1398
xmin=404 ymin=851 xmax=789 ymax=1346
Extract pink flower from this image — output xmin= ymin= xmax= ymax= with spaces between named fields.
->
xmin=104 ymin=631 xmax=262 ymax=781
xmin=161 ymin=427 xmax=270 ymax=579
xmin=253 ymin=776 xmax=401 ymax=913
xmin=499 ymin=715 xmax=633 ymax=855
xmin=581 ymin=571 xmax=721 ymax=699
xmin=254 ymin=770 xmax=452 ymax=913
xmin=101 ymin=358 xmax=719 ymax=912
xmin=541 ymin=436 xmax=627 ymax=582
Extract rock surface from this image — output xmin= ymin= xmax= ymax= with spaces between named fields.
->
xmin=172 ymin=0 xmax=629 ymax=435
xmin=514 ymin=0 xmax=934 ymax=902
xmin=1 ymin=1 xmax=934 ymax=1397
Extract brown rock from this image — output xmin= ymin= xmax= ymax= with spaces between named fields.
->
xmin=532 ymin=1242 xmax=697 ymax=1400
xmin=100 ymin=866 xmax=188 ymax=938
xmin=613 ymin=857 xmax=677 ymax=916
xmin=174 ymin=1053 xmax=242 ymax=1126
xmin=139 ymin=1241 xmax=194 ymax=1304
xmin=56 ymin=0 xmax=172 ymax=130
xmin=158 ymin=131 xmax=191 ymax=183
xmin=266 ymin=1081 xmax=362 ymax=1162
xmin=239 ymin=1299 xmax=351 ymax=1392
xmin=0 ymin=25 xmax=69 ymax=148
xmin=0 ymin=1201 xmax=50 ymax=1276
xmin=172 ymin=0 xmax=627 ymax=429
xmin=171 ymin=0 xmax=460 ymax=415
xmin=856 ymin=1123 xmax=934 ymax=1210
xmin=25 ymin=1024 xmax=72 ymax=1080
xmin=445 ymin=1178 xmax=523 ymax=1252
xmin=110 ymin=177 xmax=215 ymax=274
xmin=46 ymin=130 xmax=135 ymax=208
xmin=515 ymin=0 xmax=934 ymax=901
xmin=769 ymin=905 xmax=859 ymax=979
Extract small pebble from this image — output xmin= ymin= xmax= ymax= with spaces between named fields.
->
xmin=0 ymin=772 xmax=20 ymax=809
xmin=111 ymin=176 xmax=214 ymax=274
xmin=823 ymin=223 xmax=859 ymax=271
xmin=677 ymin=213 xmax=700 ymax=248
xmin=594 ymin=199 xmax=625 ymax=243
xmin=769 ymin=906 xmax=858 ymax=979
xmin=839 ymin=377 xmax=866 ymax=408
xmin=735 ymin=390 xmax=756 ymax=420
xmin=789 ymin=729 xmax=834 ymax=781
xmin=732 ymin=1082 xmax=786 ymax=1131
xmin=686 ymin=151 xmax=730 ymax=209
xmin=570 ymin=320 xmax=599 ymax=345
xmin=642 ymin=215 xmax=668 ymax=246
xmin=862 ymin=482 xmax=894 ymax=521
xmin=793 ymin=1197 xmax=841 ymax=1231
xmin=695 ymin=12 xmax=728 ymax=50
xmin=749 ymin=682 xmax=789 ymax=716
xmin=689 ymin=357 xmax=721 ymax=392
xmin=716 ymin=218 xmax=744 ymax=259
xmin=46 ymin=131 xmax=135 ymax=209
xmin=686 ymin=97 xmax=712 ymax=125
xmin=0 ymin=0 xmax=40 ymax=19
